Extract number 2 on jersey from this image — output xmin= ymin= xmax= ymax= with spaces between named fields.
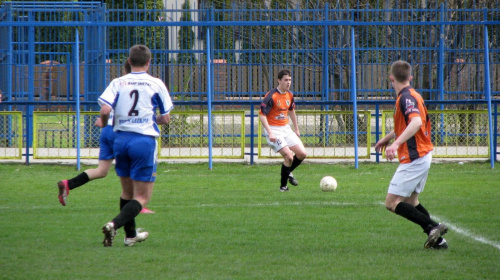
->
xmin=128 ymin=90 xmax=139 ymax=116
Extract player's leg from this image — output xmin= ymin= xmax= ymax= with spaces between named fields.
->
xmin=103 ymin=132 xmax=155 ymax=246
xmin=102 ymin=176 xmax=133 ymax=247
xmin=110 ymin=177 xmax=149 ymax=246
xmin=85 ymin=159 xmax=113 ymax=180
xmin=406 ymin=192 xmax=447 ymax=249
xmin=119 ymin=180 xmax=153 ymax=246
xmin=405 ymin=153 xmax=447 ymax=248
xmin=385 ymin=162 xmax=437 ymax=230
xmin=288 ymin=142 xmax=307 ymax=185
xmin=57 ymin=126 xmax=115 ymax=206
xmin=387 ymin=193 xmax=446 ymax=249
xmin=286 ymin=132 xmax=307 ymax=186
xmin=265 ymin=128 xmax=292 ymax=191
xmin=386 ymin=155 xmax=447 ymax=248
xmin=386 ymin=192 xmax=439 ymax=234
xmin=118 ymin=176 xmax=137 ymax=240
xmin=278 ymin=146 xmax=294 ymax=191
xmin=57 ymin=158 xmax=114 ymax=205
xmin=132 ymin=180 xmax=154 ymax=207
xmin=102 ymin=177 xmax=142 ymax=247
xmin=102 ymin=131 xmax=132 ymax=246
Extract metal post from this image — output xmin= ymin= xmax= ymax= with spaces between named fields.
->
xmin=483 ymin=24 xmax=494 ymax=168
xmin=75 ymin=30 xmax=81 ymax=171
xmin=250 ymin=105 xmax=254 ymax=165
xmin=26 ymin=15 xmax=35 ymax=165
xmin=350 ymin=26 xmax=359 ymax=169
xmin=206 ymin=20 xmax=213 ymax=170
xmin=375 ymin=104 xmax=380 ymax=163
xmin=323 ymin=3 xmax=330 ymax=146
xmin=438 ymin=3 xmax=445 ymax=142
xmin=438 ymin=4 xmax=445 ymax=105
xmin=322 ymin=3 xmax=329 ymax=104
xmin=494 ymin=103 xmax=498 ymax=162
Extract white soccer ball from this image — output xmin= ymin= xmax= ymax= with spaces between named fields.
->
xmin=320 ymin=176 xmax=337 ymax=192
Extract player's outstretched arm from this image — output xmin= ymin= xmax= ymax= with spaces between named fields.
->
xmin=375 ymin=130 xmax=395 ymax=153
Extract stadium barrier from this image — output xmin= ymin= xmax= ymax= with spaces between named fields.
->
xmin=158 ymin=111 xmax=246 ymax=159
xmin=0 ymin=1 xmax=499 ymax=166
xmin=0 ymin=111 xmax=23 ymax=159
xmin=382 ymin=110 xmax=490 ymax=159
xmin=14 ymin=109 xmax=492 ymax=161
xmin=259 ymin=110 xmax=372 ymax=159
xmin=32 ymin=111 xmax=101 ymax=159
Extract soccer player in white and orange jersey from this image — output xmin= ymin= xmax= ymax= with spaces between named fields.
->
xmin=259 ymin=69 xmax=307 ymax=192
xmin=97 ymin=44 xmax=173 ymax=247
xmin=375 ymin=60 xmax=448 ymax=249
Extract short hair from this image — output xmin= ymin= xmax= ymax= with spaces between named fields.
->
xmin=123 ymin=60 xmax=131 ymax=75
xmin=277 ymin=69 xmax=291 ymax=80
xmin=390 ymin=60 xmax=412 ymax=83
xmin=128 ymin=44 xmax=151 ymax=67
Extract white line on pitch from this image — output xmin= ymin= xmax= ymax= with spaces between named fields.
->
xmin=155 ymin=201 xmax=367 ymax=208
xmin=0 ymin=201 xmax=370 ymax=210
xmin=377 ymin=202 xmax=500 ymax=250
xmin=432 ymin=215 xmax=500 ymax=251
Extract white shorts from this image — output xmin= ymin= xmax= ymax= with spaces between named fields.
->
xmin=388 ymin=152 xmax=432 ymax=197
xmin=265 ymin=125 xmax=303 ymax=153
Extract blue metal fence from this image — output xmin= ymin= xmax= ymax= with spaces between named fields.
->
xmin=0 ymin=1 xmax=499 ymax=167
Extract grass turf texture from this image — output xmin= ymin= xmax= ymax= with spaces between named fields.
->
xmin=0 ymin=162 xmax=498 ymax=279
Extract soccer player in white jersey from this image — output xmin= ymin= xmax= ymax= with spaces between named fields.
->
xmin=56 ymin=61 xmax=154 ymax=213
xmin=97 ymin=45 xmax=174 ymax=247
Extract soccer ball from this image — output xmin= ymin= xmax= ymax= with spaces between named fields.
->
xmin=320 ymin=176 xmax=337 ymax=192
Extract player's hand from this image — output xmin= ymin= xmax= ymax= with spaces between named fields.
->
xmin=295 ymin=128 xmax=300 ymax=137
xmin=385 ymin=143 xmax=398 ymax=161
xmin=374 ymin=140 xmax=388 ymax=153
xmin=268 ymin=133 xmax=277 ymax=143
xmin=94 ymin=117 xmax=104 ymax=128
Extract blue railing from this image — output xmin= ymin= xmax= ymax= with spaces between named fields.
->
xmin=0 ymin=1 xmax=499 ymax=168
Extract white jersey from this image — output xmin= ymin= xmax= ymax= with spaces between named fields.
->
xmin=98 ymin=72 xmax=174 ymax=137
xmin=107 ymin=111 xmax=114 ymax=126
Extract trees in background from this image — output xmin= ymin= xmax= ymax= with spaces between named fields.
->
xmin=177 ymin=0 xmax=196 ymax=64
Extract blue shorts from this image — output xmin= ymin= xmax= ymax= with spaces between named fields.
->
xmin=99 ymin=125 xmax=116 ymax=160
xmin=113 ymin=131 xmax=158 ymax=182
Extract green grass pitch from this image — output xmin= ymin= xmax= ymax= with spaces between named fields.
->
xmin=0 ymin=162 xmax=499 ymax=279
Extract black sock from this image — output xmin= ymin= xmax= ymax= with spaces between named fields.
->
xmin=67 ymin=172 xmax=90 ymax=190
xmin=416 ymin=203 xmax=442 ymax=242
xmin=281 ymin=164 xmax=291 ymax=187
xmin=290 ymin=155 xmax=303 ymax=173
xmin=120 ymin=198 xmax=137 ymax=238
xmin=112 ymin=199 xmax=142 ymax=230
xmin=415 ymin=204 xmax=430 ymax=218
xmin=395 ymin=202 xmax=439 ymax=233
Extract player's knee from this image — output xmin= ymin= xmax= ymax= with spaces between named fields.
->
xmin=94 ymin=168 xmax=109 ymax=179
xmin=100 ymin=170 xmax=110 ymax=178
xmin=134 ymin=196 xmax=150 ymax=207
xmin=297 ymin=150 xmax=307 ymax=160
xmin=284 ymin=154 xmax=294 ymax=165
xmin=385 ymin=201 xmax=396 ymax=212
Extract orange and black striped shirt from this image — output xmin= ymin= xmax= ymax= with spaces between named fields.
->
xmin=394 ymin=86 xmax=433 ymax=163
xmin=259 ymin=88 xmax=295 ymax=126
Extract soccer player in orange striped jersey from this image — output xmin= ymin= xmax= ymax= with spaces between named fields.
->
xmin=259 ymin=69 xmax=307 ymax=192
xmin=375 ymin=61 xmax=448 ymax=249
